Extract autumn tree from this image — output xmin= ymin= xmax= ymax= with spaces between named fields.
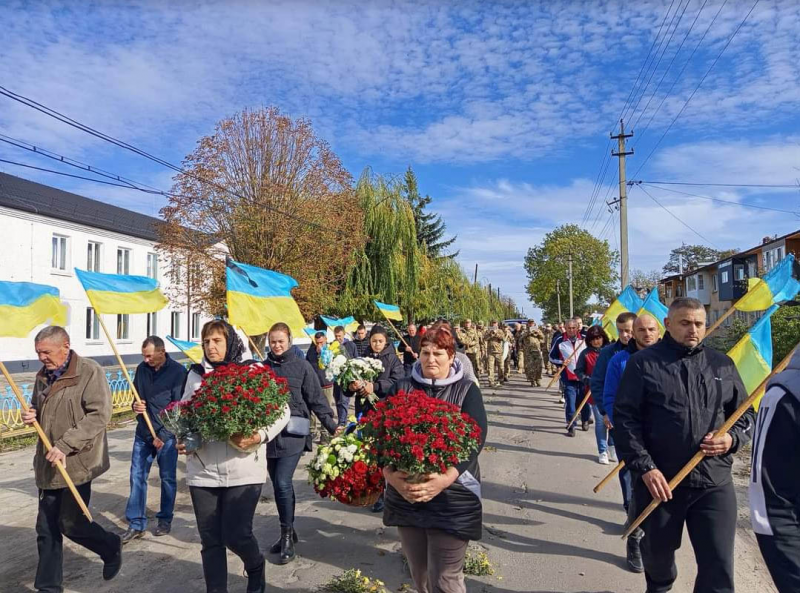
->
xmin=524 ymin=224 xmax=619 ymax=320
xmin=630 ymin=268 xmax=662 ymax=293
xmin=158 ymin=107 xmax=364 ymax=319
xmin=662 ymin=244 xmax=738 ymax=275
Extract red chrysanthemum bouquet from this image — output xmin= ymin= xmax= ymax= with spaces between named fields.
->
xmin=189 ymin=363 xmax=290 ymax=452
xmin=359 ymin=389 xmax=482 ymax=480
xmin=307 ymin=432 xmax=384 ymax=507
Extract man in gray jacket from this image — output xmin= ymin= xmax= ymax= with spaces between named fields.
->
xmin=22 ymin=326 xmax=122 ymax=592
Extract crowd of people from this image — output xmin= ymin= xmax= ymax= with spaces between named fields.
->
xmin=17 ymin=301 xmax=800 ymax=593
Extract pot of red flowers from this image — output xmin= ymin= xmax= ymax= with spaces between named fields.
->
xmin=307 ymin=431 xmax=384 ymax=507
xmin=188 ymin=363 xmax=291 ymax=453
xmin=359 ymin=389 xmax=482 ymax=483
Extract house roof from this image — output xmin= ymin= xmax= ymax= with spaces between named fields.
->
xmin=0 ymin=172 xmax=163 ymax=242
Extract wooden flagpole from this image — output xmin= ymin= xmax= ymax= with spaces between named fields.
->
xmin=622 ymin=342 xmax=800 ymax=539
xmin=96 ymin=313 xmax=158 ymax=440
xmin=0 ymin=361 xmax=93 ymax=522
xmin=594 ymin=461 xmax=625 ymax=493
xmin=566 ymin=389 xmax=592 ymax=430
xmin=545 ymin=339 xmax=584 ymax=391
xmin=377 ymin=311 xmax=412 ymax=351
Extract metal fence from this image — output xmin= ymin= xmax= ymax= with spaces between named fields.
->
xmin=0 ymin=369 xmax=137 ymax=438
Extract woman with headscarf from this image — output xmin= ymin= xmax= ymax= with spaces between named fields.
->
xmin=264 ymin=322 xmax=337 ymax=564
xmin=178 ymin=320 xmax=289 ymax=593
xmin=347 ymin=325 xmax=405 ymax=512
xmin=383 ymin=323 xmax=488 ymax=593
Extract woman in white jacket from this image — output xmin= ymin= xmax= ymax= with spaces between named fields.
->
xmin=178 ymin=320 xmax=288 ymax=593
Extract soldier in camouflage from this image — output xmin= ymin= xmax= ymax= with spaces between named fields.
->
xmin=457 ymin=319 xmax=481 ymax=379
xmin=484 ymin=320 xmax=505 ymax=387
xmin=520 ymin=319 xmax=545 ymax=387
xmin=476 ymin=322 xmax=486 ymax=376
xmin=515 ymin=323 xmax=526 ymax=374
xmin=543 ymin=324 xmax=556 ymax=375
xmin=502 ymin=324 xmax=514 ymax=383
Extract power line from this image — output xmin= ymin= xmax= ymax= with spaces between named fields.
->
xmin=0 ymin=158 xmax=162 ymax=191
xmin=636 ymin=184 xmax=718 ymax=246
xmin=632 ymin=0 xmax=760 ymax=178
xmin=638 ymin=183 xmax=800 ymax=215
xmin=582 ymin=140 xmax=614 ymax=228
xmin=637 ymin=180 xmax=799 ymax=189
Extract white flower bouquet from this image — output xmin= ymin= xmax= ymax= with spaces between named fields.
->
xmin=331 ymin=357 xmax=384 ymax=407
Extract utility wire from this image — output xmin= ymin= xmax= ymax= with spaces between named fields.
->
xmin=636 ymin=184 xmax=718 ymax=246
xmin=582 ymin=141 xmax=614 ymax=228
xmin=637 ymin=180 xmax=800 ymax=189
xmin=632 ymin=0 xmax=760 ymax=178
xmin=638 ymin=183 xmax=800 ymax=215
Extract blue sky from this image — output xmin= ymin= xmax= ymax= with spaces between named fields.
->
xmin=2 ymin=0 xmax=800 ymax=318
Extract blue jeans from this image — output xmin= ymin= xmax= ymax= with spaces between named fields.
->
xmin=334 ymin=384 xmax=350 ymax=427
xmin=620 ymin=466 xmax=633 ymax=512
xmin=564 ymin=381 xmax=592 ymax=425
xmin=125 ymin=434 xmax=178 ymax=530
xmin=267 ymin=452 xmax=303 ymax=529
xmin=591 ymin=404 xmax=612 ymax=454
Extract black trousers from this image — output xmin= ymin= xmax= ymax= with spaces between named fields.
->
xmin=35 ymin=481 xmax=120 ymax=593
xmin=757 ymin=533 xmax=800 ymax=593
xmin=189 ymin=484 xmax=264 ymax=593
xmin=636 ymin=481 xmax=736 ymax=593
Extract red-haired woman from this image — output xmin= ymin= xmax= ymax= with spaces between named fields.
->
xmin=383 ymin=323 xmax=488 ymax=593
xmin=576 ymin=325 xmax=612 ymax=460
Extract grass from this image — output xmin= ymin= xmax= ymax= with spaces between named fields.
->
xmin=463 ymin=548 xmax=495 ymax=576
xmin=320 ymin=569 xmax=389 ymax=593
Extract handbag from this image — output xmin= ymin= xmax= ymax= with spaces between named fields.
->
xmin=284 ymin=415 xmax=311 ymax=437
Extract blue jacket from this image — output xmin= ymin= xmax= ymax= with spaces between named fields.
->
xmin=602 ymin=340 xmax=638 ymax=425
xmin=590 ymin=341 xmax=626 ymax=416
xmin=133 ymin=354 xmax=187 ymax=442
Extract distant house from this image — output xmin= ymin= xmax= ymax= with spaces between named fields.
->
xmin=659 ymin=228 xmax=800 ymax=328
xmin=0 ymin=172 xmax=215 ymax=372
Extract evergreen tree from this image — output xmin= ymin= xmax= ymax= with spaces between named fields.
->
xmin=403 ymin=166 xmax=458 ymax=258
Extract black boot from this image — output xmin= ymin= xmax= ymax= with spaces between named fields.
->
xmin=279 ymin=526 xmax=296 ymax=565
xmin=270 ymin=528 xmax=298 ymax=554
xmin=626 ymin=532 xmax=644 ymax=573
xmin=246 ymin=557 xmax=266 ymax=593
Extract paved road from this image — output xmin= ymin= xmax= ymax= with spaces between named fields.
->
xmin=0 ymin=374 xmax=776 ymax=592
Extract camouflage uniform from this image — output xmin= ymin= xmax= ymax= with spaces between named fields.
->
xmin=515 ymin=325 xmax=526 ymax=374
xmin=520 ymin=323 xmax=545 ymax=386
xmin=543 ymin=326 xmax=556 ymax=374
xmin=457 ymin=323 xmax=481 ymax=379
xmin=502 ymin=326 xmax=514 ymax=382
xmin=484 ymin=325 xmax=505 ymax=387
xmin=476 ymin=324 xmax=486 ymax=375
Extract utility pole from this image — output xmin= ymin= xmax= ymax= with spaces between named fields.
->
xmin=474 ymin=263 xmax=478 ymax=285
xmin=568 ymin=251 xmax=574 ymax=319
xmin=611 ymin=120 xmax=633 ymax=288
xmin=556 ymin=279 xmax=563 ymax=323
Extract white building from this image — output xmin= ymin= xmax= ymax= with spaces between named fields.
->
xmin=0 ymin=172 xmax=214 ymax=372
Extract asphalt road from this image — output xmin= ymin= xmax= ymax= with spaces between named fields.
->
xmin=0 ymin=374 xmax=777 ymax=592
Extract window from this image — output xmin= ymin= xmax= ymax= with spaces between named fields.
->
xmin=85 ymin=308 xmax=100 ymax=340
xmin=765 ymin=251 xmax=773 ymax=271
xmin=116 ymin=314 xmax=130 ymax=340
xmin=147 ymin=252 xmax=158 ymax=279
xmin=51 ymin=234 xmax=69 ymax=270
xmin=665 ymin=284 xmax=673 ymax=299
xmin=191 ymin=313 xmax=201 ymax=340
xmin=146 ymin=312 xmax=158 ymax=337
xmin=687 ymin=276 xmax=697 ymax=291
xmin=677 ymin=283 xmax=684 ymax=297
xmin=721 ymin=270 xmax=729 ymax=284
xmin=171 ymin=312 xmax=181 ymax=338
xmin=87 ymin=242 xmax=102 ymax=272
xmin=697 ymin=275 xmax=704 ymax=290
xmin=117 ymin=247 xmax=131 ymax=275
xmin=712 ymin=274 xmax=718 ymax=292
xmin=734 ymin=265 xmax=745 ymax=281
xmin=777 ymin=247 xmax=784 ymax=262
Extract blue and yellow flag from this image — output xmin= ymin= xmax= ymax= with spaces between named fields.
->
xmin=374 ymin=300 xmax=403 ymax=322
xmin=601 ymin=286 xmax=644 ymax=340
xmin=226 ymin=258 xmax=306 ymax=336
xmin=321 ymin=315 xmax=359 ymax=333
xmin=637 ymin=288 xmax=669 ymax=335
xmin=735 ymin=255 xmax=800 ymax=312
xmin=727 ymin=304 xmax=778 ymax=409
xmin=304 ymin=327 xmax=322 ymax=339
xmin=0 ymin=281 xmax=67 ymax=338
xmin=166 ymin=335 xmax=204 ymax=364
xmin=75 ymin=269 xmax=168 ymax=314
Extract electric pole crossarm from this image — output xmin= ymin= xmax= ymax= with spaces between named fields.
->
xmin=610 ymin=120 xmax=633 ymax=288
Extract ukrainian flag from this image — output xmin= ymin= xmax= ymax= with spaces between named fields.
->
xmin=0 ymin=281 xmax=67 ymax=338
xmin=601 ymin=286 xmax=644 ymax=340
xmin=727 ymin=304 xmax=778 ymax=409
xmin=321 ymin=315 xmax=359 ymax=333
xmin=75 ymin=269 xmax=168 ymax=314
xmin=226 ymin=258 xmax=306 ymax=336
xmin=303 ymin=327 xmax=321 ymax=339
xmin=166 ymin=335 xmax=204 ymax=364
xmin=735 ymin=255 xmax=800 ymax=312
xmin=374 ymin=300 xmax=403 ymax=322
xmin=637 ymin=288 xmax=669 ymax=335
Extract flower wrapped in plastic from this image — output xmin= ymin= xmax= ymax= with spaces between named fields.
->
xmin=160 ymin=401 xmax=202 ymax=452
xmin=307 ymin=431 xmax=384 ymax=507
xmin=332 ymin=357 xmax=384 ymax=406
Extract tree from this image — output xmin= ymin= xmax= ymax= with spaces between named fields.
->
xmin=403 ymin=166 xmax=457 ymax=258
xmin=524 ymin=224 xmax=619 ymax=321
xmin=662 ymin=244 xmax=738 ymax=275
xmin=630 ymin=268 xmax=662 ymax=293
xmin=772 ymin=305 xmax=800 ymax=366
xmin=158 ymin=107 xmax=364 ymax=319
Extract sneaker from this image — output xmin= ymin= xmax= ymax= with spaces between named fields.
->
xmin=598 ymin=452 xmax=610 ymax=465
xmin=581 ymin=421 xmax=589 ymax=432
xmin=587 ymin=417 xmax=594 ymax=425
xmin=608 ymin=446 xmax=618 ymax=463
xmin=154 ymin=522 xmax=171 ymax=537
xmin=558 ymin=396 xmax=565 ymax=404
xmin=567 ymin=427 xmax=576 ymax=437
xmin=626 ymin=535 xmax=644 ymax=573
xmin=121 ymin=527 xmax=144 ymax=544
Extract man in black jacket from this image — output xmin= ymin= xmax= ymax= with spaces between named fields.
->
xmin=351 ymin=324 xmax=370 ymax=358
xmin=614 ymin=297 xmax=754 ymax=593
xmin=750 ymin=348 xmax=800 ymax=593
xmin=398 ymin=323 xmax=421 ymax=376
